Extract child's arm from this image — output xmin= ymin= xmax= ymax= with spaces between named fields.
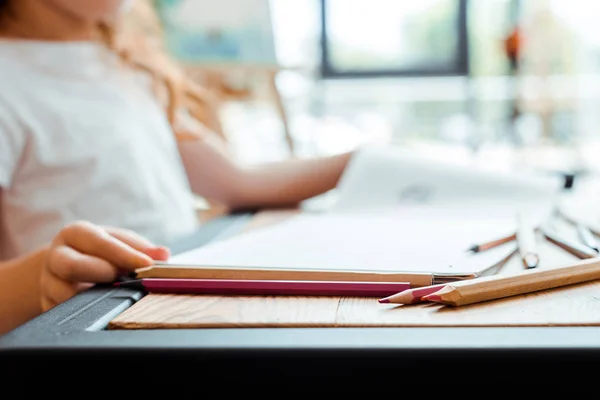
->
xmin=0 ymin=221 xmax=170 ymax=335
xmin=0 ymin=246 xmax=46 ymax=334
xmin=231 ymin=151 xmax=353 ymax=209
xmin=177 ymin=134 xmax=355 ymax=210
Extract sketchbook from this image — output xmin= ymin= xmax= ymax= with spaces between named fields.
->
xmin=137 ymin=145 xmax=560 ymax=287
xmin=138 ymin=208 xmax=520 ymax=287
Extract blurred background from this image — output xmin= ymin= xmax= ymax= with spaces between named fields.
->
xmin=154 ymin=0 xmax=600 ymax=178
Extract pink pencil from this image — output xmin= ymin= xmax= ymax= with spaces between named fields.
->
xmin=114 ymin=278 xmax=411 ymax=297
xmin=378 ymin=284 xmax=447 ymax=304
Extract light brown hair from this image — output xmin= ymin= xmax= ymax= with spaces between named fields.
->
xmin=98 ymin=0 xmax=222 ymax=141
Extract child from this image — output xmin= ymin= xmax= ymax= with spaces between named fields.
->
xmin=0 ymin=0 xmax=355 ymax=334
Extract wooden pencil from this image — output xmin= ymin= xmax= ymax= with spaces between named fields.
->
xmin=542 ymin=225 xmax=599 ymax=259
xmin=379 ymin=243 xmax=519 ymax=304
xmin=576 ymin=223 xmax=599 ymax=253
xmin=136 ymin=263 xmax=442 ymax=287
xmin=467 ymin=232 xmax=516 ymax=253
xmin=420 ymin=257 xmax=600 ymax=307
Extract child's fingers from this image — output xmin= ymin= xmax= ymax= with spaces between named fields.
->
xmin=104 ymin=227 xmax=171 ymax=260
xmin=46 ymin=245 xmax=123 ymax=283
xmin=103 ymin=225 xmax=155 ymax=248
xmin=140 ymin=246 xmax=170 ymax=261
xmin=55 ymin=221 xmax=154 ymax=270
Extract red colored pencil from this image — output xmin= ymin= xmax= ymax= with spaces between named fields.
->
xmin=378 ymin=284 xmax=447 ymax=304
xmin=114 ymin=278 xmax=411 ymax=297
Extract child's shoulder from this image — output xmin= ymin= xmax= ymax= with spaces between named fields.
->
xmin=0 ymin=39 xmax=117 ymax=81
xmin=0 ymin=40 xmax=49 ymax=96
xmin=0 ymin=40 xmax=119 ymax=112
xmin=0 ymin=43 xmax=29 ymax=76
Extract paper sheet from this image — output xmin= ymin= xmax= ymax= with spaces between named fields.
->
xmin=169 ymin=209 xmax=520 ymax=275
xmin=169 ymin=145 xmax=559 ymax=276
xmin=330 ymin=145 xmax=563 ymax=219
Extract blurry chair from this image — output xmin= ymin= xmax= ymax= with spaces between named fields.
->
xmin=183 ymin=63 xmax=294 ymax=154
xmin=152 ymin=0 xmax=295 ymax=155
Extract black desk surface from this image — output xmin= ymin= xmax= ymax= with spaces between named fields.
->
xmin=2 ymin=212 xmax=600 ymax=385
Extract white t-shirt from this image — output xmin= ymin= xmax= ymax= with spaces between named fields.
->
xmin=0 ymin=39 xmax=200 ymax=261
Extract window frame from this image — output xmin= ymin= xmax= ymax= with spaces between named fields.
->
xmin=319 ymin=0 xmax=471 ymax=78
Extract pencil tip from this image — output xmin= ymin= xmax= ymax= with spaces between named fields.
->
xmin=378 ymin=297 xmax=391 ymax=304
xmin=422 ymin=294 xmax=441 ymax=302
xmin=467 ymin=245 xmax=478 ymax=253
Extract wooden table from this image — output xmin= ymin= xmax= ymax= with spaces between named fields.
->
xmin=108 ymin=207 xmax=600 ymax=330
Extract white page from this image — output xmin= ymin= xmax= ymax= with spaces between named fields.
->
xmin=330 ymin=145 xmax=562 ymax=219
xmin=168 ymin=208 xmax=520 ymax=275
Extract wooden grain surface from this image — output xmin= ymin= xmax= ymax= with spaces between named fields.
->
xmin=108 ymin=209 xmax=600 ymax=329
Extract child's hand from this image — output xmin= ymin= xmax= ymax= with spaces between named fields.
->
xmin=40 ymin=221 xmax=170 ymax=312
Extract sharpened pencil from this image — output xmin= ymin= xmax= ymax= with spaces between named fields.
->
xmin=378 ymin=283 xmax=447 ymax=304
xmin=467 ymin=232 xmax=517 ymax=253
xmin=420 ymin=257 xmax=600 ymax=307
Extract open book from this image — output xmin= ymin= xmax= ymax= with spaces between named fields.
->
xmin=138 ymin=145 xmax=562 ymax=287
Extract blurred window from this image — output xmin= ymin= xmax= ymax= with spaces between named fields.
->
xmin=319 ymin=0 xmax=469 ymax=78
